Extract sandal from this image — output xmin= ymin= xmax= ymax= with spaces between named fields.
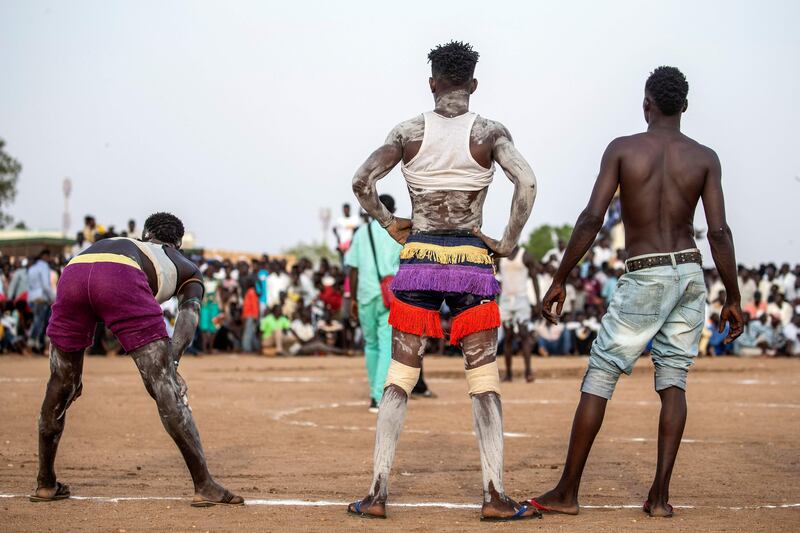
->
xmin=347 ymin=500 xmax=386 ymax=519
xmin=29 ymin=481 xmax=71 ymax=502
xmin=481 ymin=504 xmax=541 ymax=522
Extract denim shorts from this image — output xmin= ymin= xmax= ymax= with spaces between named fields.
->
xmin=581 ymin=254 xmax=707 ymax=400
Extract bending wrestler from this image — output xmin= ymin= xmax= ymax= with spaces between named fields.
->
xmin=32 ymin=212 xmax=243 ymax=507
xmin=346 ymin=41 xmax=539 ymax=521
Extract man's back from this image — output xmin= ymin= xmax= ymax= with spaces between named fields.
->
xmin=541 ymin=64 xmax=742 ymax=342
xmin=616 ymin=129 xmax=715 ymax=258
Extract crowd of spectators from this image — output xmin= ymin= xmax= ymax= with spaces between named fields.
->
xmin=524 ymin=243 xmax=800 ymax=358
xmin=0 ymin=211 xmax=798 ymax=358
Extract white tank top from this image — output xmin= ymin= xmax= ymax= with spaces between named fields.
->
xmin=401 ymin=112 xmax=495 ymax=191
xmin=113 ymin=238 xmax=178 ymax=303
xmin=499 ymin=248 xmax=528 ymax=296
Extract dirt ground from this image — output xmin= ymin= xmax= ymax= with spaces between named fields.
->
xmin=1 ymin=353 xmax=798 ymax=532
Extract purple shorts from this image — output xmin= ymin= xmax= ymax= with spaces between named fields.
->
xmin=47 ymin=260 xmax=167 ymax=353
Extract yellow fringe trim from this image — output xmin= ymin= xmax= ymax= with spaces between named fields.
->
xmin=400 ymin=242 xmax=492 ymax=265
xmin=68 ymin=253 xmax=141 ymax=270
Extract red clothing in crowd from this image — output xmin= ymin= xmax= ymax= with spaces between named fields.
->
xmin=242 ymin=287 xmax=260 ymax=319
xmin=320 ymin=286 xmax=343 ymax=313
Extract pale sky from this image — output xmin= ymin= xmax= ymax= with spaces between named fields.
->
xmin=1 ymin=0 xmax=798 ymax=264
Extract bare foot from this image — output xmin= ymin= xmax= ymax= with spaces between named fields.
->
xmin=644 ymin=499 xmax=674 ymax=517
xmin=191 ymin=481 xmax=244 ymax=507
xmin=502 ymin=372 xmax=513 ymax=382
xmin=347 ymin=495 xmax=386 ymax=518
xmin=529 ymin=489 xmax=580 ymax=515
xmin=525 ymin=372 xmax=535 ymax=383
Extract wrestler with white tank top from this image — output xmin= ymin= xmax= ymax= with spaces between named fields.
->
xmin=401 ymin=111 xmax=495 ymax=192
xmin=348 ymin=41 xmax=539 ymax=522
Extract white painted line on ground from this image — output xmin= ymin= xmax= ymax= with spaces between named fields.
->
xmin=2 ymin=494 xmax=798 ymax=510
xmin=611 ymin=437 xmax=727 ymax=444
xmin=733 ymin=402 xmax=800 ymax=409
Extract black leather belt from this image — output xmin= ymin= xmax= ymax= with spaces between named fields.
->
xmin=626 ymin=251 xmax=702 ymax=272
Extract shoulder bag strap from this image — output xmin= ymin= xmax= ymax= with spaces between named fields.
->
xmin=366 ymin=221 xmax=383 ymax=281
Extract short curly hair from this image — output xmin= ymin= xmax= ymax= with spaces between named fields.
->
xmin=645 ymin=66 xmax=689 ymax=116
xmin=143 ymin=212 xmax=184 ymax=245
xmin=428 ymin=41 xmax=479 ymax=85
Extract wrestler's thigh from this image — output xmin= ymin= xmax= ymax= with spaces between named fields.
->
xmin=461 ymin=329 xmax=498 ymax=369
xmin=391 ymin=329 xmax=425 ymax=367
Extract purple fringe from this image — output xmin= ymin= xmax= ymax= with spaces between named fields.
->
xmin=391 ymin=264 xmax=500 ymax=297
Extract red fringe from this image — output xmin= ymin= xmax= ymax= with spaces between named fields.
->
xmin=389 ymin=299 xmax=443 ymax=338
xmin=450 ymin=301 xmax=501 ymax=346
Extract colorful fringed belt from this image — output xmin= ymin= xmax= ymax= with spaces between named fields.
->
xmin=390 ymin=232 xmax=500 ymax=297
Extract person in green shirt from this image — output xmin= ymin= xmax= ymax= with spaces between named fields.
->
xmin=260 ymin=305 xmax=290 ymax=355
xmin=346 ymin=195 xmax=402 ymax=411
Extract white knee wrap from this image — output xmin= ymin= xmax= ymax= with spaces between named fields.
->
xmin=465 ymin=361 xmax=501 ymax=396
xmin=384 ymin=360 xmax=420 ymax=397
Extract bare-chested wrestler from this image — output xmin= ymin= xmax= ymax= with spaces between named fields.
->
xmin=528 ymin=67 xmax=743 ymax=517
xmin=346 ymin=41 xmax=539 ymax=522
xmin=31 ymin=212 xmax=243 ymax=507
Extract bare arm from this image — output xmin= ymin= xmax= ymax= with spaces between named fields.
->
xmin=172 ymin=280 xmax=203 ymax=363
xmin=473 ymin=125 xmax=537 ymax=256
xmin=701 ymin=150 xmax=743 ymax=342
xmin=351 ymin=128 xmax=404 ymax=227
xmin=163 ymin=249 xmax=205 ymax=364
xmin=351 ymin=125 xmax=415 ymax=243
xmin=542 ymin=140 xmax=621 ymax=323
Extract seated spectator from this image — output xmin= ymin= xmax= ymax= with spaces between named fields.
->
xmin=260 ymin=305 xmax=290 ymax=355
xmin=286 ymin=308 xmax=316 ymax=354
xmin=767 ymin=293 xmax=793 ymax=326
xmin=781 ymin=315 xmax=800 ymax=356
xmin=536 ymin=319 xmax=571 ymax=356
xmin=706 ymin=313 xmax=731 ymax=355
xmin=565 ymin=310 xmax=599 ymax=355
xmin=743 ymin=291 xmax=768 ymax=319
xmin=215 ymin=301 xmax=243 ymax=352
xmin=734 ymin=314 xmax=776 ymax=356
xmin=286 ymin=308 xmax=346 ymax=356
xmin=317 ymin=309 xmax=344 ymax=348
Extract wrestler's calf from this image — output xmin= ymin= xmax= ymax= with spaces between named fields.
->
xmin=463 ymin=330 xmax=537 ymax=519
xmin=36 ymin=346 xmax=84 ymax=493
xmin=131 ymin=339 xmax=235 ymax=503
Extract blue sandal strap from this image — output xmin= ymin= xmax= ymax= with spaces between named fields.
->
xmin=513 ymin=505 xmax=528 ymax=518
